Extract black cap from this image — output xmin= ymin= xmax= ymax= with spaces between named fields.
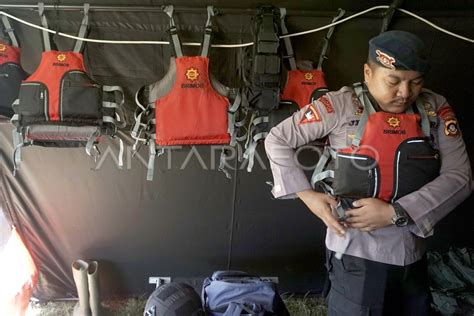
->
xmin=369 ymin=30 xmax=429 ymax=74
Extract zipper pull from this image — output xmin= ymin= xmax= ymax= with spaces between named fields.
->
xmin=368 ymin=169 xmax=373 ymax=178
xmin=40 ymin=91 xmax=44 ymax=99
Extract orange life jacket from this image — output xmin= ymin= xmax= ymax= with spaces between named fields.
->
xmin=0 ymin=16 xmax=28 ymax=118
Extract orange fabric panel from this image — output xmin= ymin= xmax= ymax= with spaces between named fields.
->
xmin=281 ymin=69 xmax=327 ymax=108
xmin=155 ymin=56 xmax=230 ymax=146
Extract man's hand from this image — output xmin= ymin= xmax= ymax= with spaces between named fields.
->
xmin=345 ymin=198 xmax=395 ymax=231
xmin=297 ymin=190 xmax=346 ymax=237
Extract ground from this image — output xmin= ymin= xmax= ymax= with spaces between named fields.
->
xmin=28 ymin=296 xmax=328 ymax=315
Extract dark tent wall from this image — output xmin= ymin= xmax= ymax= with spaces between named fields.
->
xmin=0 ymin=1 xmax=473 ymax=300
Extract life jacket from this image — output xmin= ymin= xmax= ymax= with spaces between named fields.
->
xmin=0 ymin=16 xmax=28 ymax=119
xmin=11 ymin=3 xmax=126 ymax=173
xmin=131 ymin=5 xmax=243 ymax=181
xmin=243 ymin=8 xmax=344 ymax=172
xmin=312 ymin=83 xmax=441 ymax=204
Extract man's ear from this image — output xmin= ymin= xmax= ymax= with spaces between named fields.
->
xmin=363 ymin=63 xmax=372 ymax=82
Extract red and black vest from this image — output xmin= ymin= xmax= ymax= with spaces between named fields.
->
xmin=132 ymin=5 xmax=242 ymax=181
xmin=11 ymin=3 xmax=125 ymax=173
xmin=0 ymin=16 xmax=28 ymax=118
xmin=243 ymin=8 xmax=345 ymax=172
xmin=314 ymin=83 xmax=440 ymax=203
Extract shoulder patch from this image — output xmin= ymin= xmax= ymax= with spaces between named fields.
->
xmin=438 ymin=105 xmax=460 ymax=137
xmin=318 ymin=96 xmax=334 ymax=114
xmin=299 ymin=104 xmax=321 ymax=125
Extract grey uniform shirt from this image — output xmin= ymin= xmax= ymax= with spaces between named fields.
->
xmin=265 ymin=86 xmax=472 ymax=266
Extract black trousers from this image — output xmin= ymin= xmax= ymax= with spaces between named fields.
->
xmin=325 ymin=249 xmax=431 ymax=316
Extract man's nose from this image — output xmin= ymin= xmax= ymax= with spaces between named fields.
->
xmin=397 ymin=82 xmax=411 ymax=99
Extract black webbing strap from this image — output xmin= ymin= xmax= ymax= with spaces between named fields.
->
xmin=249 ymin=5 xmax=281 ymax=113
xmin=163 ymin=5 xmax=183 ymax=57
xmin=200 ymin=6 xmax=215 ymax=57
xmin=317 ymin=8 xmax=345 ymax=70
xmin=380 ymin=0 xmax=404 ymax=33
xmin=72 ymin=3 xmax=90 ymax=53
xmin=0 ymin=16 xmax=19 ymax=47
xmin=279 ymin=8 xmax=296 ymax=70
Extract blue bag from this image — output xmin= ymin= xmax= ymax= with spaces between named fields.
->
xmin=202 ymin=270 xmax=289 ymax=316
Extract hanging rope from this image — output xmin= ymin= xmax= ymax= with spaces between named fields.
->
xmin=0 ymin=5 xmax=472 ymax=47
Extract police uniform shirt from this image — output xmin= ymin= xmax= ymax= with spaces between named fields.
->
xmin=264 ymin=86 xmax=472 ymax=266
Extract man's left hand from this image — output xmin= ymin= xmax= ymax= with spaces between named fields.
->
xmin=345 ymin=198 xmax=395 ymax=231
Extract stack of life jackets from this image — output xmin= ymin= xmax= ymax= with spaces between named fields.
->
xmin=11 ymin=3 xmax=126 ymax=174
xmin=0 ymin=16 xmax=28 ymax=119
xmin=131 ymin=5 xmax=244 ymax=181
xmin=242 ymin=8 xmax=345 ymax=172
xmin=311 ymin=83 xmax=441 ymax=205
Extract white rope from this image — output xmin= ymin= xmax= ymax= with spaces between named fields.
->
xmin=0 ymin=5 xmax=472 ymax=47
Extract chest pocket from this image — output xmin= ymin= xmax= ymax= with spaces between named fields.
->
xmin=392 ymin=137 xmax=441 ymax=201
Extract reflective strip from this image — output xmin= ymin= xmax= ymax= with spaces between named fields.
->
xmin=337 ymin=154 xmax=368 ymax=160
xmin=407 ymin=139 xmax=425 ymax=144
xmin=1 ymin=16 xmax=19 ymax=48
xmin=317 ymin=9 xmax=345 ymax=70
xmin=163 ymin=5 xmax=183 ymax=57
xmin=200 ymin=6 xmax=215 ymax=57
xmin=391 ymin=150 xmax=402 ymax=202
xmin=72 ymin=3 xmax=90 ymax=53
xmin=279 ymin=8 xmax=297 ymax=70
xmin=38 ymin=2 xmax=51 ymax=51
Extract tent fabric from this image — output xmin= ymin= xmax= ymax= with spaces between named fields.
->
xmin=0 ymin=1 xmax=473 ymax=299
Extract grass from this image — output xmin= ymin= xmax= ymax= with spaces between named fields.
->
xmin=29 ymin=295 xmax=328 ymax=316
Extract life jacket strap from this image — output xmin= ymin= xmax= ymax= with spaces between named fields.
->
xmin=200 ymin=6 xmax=215 ymax=57
xmin=279 ymin=8 xmax=296 ymax=70
xmin=317 ymin=8 xmax=345 ymax=70
xmin=163 ymin=5 xmax=183 ymax=58
xmin=1 ymin=16 xmax=19 ymax=48
xmin=72 ymin=3 xmax=90 ymax=53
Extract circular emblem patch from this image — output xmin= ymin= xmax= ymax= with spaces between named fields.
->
xmin=185 ymin=68 xmax=199 ymax=81
xmin=304 ymin=72 xmax=313 ymax=80
xmin=57 ymin=54 xmax=67 ymax=62
xmin=0 ymin=44 xmax=6 ymax=52
xmin=387 ymin=117 xmax=401 ymax=128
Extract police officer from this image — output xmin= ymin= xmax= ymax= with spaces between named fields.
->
xmin=264 ymin=30 xmax=472 ymax=315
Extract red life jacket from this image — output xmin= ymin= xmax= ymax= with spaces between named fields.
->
xmin=154 ymin=56 xmax=230 ymax=146
xmin=0 ymin=16 xmax=28 ymax=118
xmin=11 ymin=3 xmax=125 ymax=173
xmin=281 ymin=69 xmax=328 ymax=109
xmin=132 ymin=5 xmax=242 ymax=181
xmin=0 ymin=42 xmax=20 ymax=64
xmin=314 ymin=83 xmax=440 ymax=203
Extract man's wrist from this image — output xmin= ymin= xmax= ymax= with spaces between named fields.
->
xmin=391 ymin=202 xmax=410 ymax=227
